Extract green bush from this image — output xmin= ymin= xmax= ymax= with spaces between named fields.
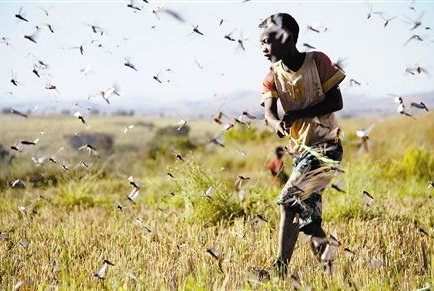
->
xmin=48 ymin=165 xmax=114 ymax=208
xmin=397 ymin=147 xmax=434 ymax=180
xmin=224 ymin=127 xmax=261 ymax=143
xmin=323 ymin=199 xmax=382 ymax=222
xmin=259 ymin=129 xmax=274 ymax=141
xmin=170 ymin=162 xmax=244 ymax=226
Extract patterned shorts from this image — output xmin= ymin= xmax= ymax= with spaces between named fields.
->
xmin=276 ymin=140 xmax=343 ymax=227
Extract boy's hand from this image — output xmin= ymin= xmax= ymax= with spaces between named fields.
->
xmin=274 ymin=120 xmax=288 ymax=138
xmin=282 ymin=111 xmax=299 ymax=128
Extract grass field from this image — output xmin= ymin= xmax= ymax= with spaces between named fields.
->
xmin=0 ymin=113 xmax=433 ymax=291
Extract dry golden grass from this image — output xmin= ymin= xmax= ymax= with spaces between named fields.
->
xmin=0 ymin=113 xmax=433 ymax=290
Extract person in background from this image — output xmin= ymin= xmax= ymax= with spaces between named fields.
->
xmin=267 ymin=146 xmax=289 ymax=186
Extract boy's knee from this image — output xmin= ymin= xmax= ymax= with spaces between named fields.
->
xmin=281 ymin=206 xmax=299 ymax=223
xmin=300 ymin=221 xmax=325 ymax=237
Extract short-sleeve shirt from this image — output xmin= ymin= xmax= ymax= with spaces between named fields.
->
xmin=267 ymin=158 xmax=283 ymax=175
xmin=261 ymin=51 xmax=345 ymax=149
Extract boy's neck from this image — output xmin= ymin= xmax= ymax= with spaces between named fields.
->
xmin=281 ymin=50 xmax=306 ymax=72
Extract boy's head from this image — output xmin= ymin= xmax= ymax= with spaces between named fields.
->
xmin=275 ymin=146 xmax=285 ymax=159
xmin=259 ymin=13 xmax=299 ymax=63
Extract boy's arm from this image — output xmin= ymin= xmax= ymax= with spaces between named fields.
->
xmin=264 ymin=98 xmax=287 ymax=137
xmin=261 ymin=70 xmax=287 ymax=137
xmin=282 ymin=85 xmax=343 ymax=126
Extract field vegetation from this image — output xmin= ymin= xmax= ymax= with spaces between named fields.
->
xmin=0 ymin=113 xmax=433 ymax=290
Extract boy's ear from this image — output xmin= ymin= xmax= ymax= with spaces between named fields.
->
xmin=275 ymin=28 xmax=292 ymax=45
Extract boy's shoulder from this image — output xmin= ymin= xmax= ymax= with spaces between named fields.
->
xmin=311 ymin=51 xmax=333 ymax=65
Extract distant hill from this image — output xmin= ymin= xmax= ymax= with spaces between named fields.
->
xmin=1 ymin=90 xmax=433 ymax=119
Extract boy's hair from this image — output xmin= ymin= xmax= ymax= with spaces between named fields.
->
xmin=258 ymin=13 xmax=299 ymax=44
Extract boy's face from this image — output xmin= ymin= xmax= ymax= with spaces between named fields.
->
xmin=260 ymin=28 xmax=293 ymax=63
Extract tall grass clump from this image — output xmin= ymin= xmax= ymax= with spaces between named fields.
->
xmin=224 ymin=126 xmax=275 ymax=144
xmin=224 ymin=126 xmax=262 ymax=143
xmin=170 ymin=162 xmax=244 ymax=226
xmin=48 ymin=163 xmax=117 ymax=208
xmin=396 ymin=147 xmax=434 ymax=180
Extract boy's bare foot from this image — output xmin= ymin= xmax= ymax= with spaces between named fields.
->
xmin=310 ymin=236 xmax=328 ymax=261
xmin=272 ymin=257 xmax=289 ymax=279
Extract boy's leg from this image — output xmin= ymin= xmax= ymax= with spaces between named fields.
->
xmin=299 ymin=191 xmax=328 ymax=261
xmin=275 ymin=205 xmax=299 ymax=275
xmin=274 ymin=151 xmax=307 ymax=275
xmin=274 ymin=141 xmax=343 ymax=272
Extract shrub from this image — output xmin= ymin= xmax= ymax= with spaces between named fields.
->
xmin=147 ymin=125 xmax=196 ymax=159
xmin=259 ymin=129 xmax=274 ymax=141
xmin=170 ymin=162 xmax=244 ymax=226
xmin=65 ymin=133 xmax=115 ymax=154
xmin=323 ymin=198 xmax=382 ymax=222
xmin=397 ymin=147 xmax=434 ymax=180
xmin=0 ymin=144 xmax=9 ymax=159
xmin=48 ymin=162 xmax=115 ymax=208
xmin=224 ymin=127 xmax=261 ymax=143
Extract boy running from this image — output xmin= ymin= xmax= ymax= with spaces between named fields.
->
xmin=259 ymin=13 xmax=345 ymax=275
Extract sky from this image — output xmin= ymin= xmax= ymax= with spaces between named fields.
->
xmin=0 ymin=0 xmax=433 ymax=112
